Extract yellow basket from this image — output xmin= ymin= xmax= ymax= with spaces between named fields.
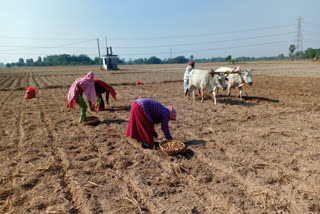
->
xmin=160 ymin=140 xmax=185 ymax=155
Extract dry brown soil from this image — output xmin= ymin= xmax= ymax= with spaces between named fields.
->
xmin=0 ymin=61 xmax=320 ymax=213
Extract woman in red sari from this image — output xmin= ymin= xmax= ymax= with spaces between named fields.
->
xmin=126 ymin=98 xmax=176 ymax=150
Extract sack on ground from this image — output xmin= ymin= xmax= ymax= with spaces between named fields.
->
xmin=24 ymin=87 xmax=36 ymax=99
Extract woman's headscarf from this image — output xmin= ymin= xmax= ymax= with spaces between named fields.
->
xmin=189 ymin=61 xmax=195 ymax=67
xmin=85 ymin=71 xmax=94 ymax=82
xmin=67 ymin=71 xmax=97 ymax=109
xmin=166 ymin=106 xmax=176 ymax=121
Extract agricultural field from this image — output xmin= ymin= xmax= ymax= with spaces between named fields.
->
xmin=0 ymin=61 xmax=320 ymax=213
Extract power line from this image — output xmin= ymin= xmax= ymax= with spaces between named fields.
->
xmin=116 ymin=40 xmax=290 ymax=56
xmin=0 ymin=45 xmax=97 ymax=49
xmin=0 ymin=35 xmax=96 ymax=41
xmin=0 ymin=39 xmax=96 ymax=52
xmin=0 ymin=52 xmax=98 ymax=55
xmin=0 ymin=32 xmax=295 ymax=51
xmin=0 ymin=40 xmax=290 ymax=57
xmin=106 ymin=24 xmax=296 ymax=41
xmin=0 ymin=24 xmax=296 ymax=42
xmin=304 ymin=39 xmax=320 ymax=43
xmin=114 ymin=32 xmax=295 ymax=49
xmin=303 ymin=22 xmax=320 ymax=27
xmin=304 ymin=31 xmax=320 ymax=34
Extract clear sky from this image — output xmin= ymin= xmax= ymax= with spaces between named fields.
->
xmin=0 ymin=0 xmax=319 ymax=63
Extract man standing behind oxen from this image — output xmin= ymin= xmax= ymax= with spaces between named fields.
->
xmin=184 ymin=61 xmax=195 ymax=97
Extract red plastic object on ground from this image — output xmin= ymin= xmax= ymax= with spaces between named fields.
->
xmin=94 ymin=105 xmax=104 ymax=111
xmin=24 ymin=87 xmax=36 ymax=99
xmin=136 ymin=81 xmax=143 ymax=85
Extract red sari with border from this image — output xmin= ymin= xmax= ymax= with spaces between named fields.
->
xmin=126 ymin=101 xmax=155 ymax=146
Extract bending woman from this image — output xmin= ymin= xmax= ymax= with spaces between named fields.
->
xmin=126 ymin=98 xmax=176 ymax=150
xmin=93 ymin=79 xmax=117 ymax=111
xmin=67 ymin=71 xmax=97 ymax=123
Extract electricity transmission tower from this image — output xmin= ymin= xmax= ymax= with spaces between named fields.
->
xmin=295 ymin=16 xmax=303 ymax=53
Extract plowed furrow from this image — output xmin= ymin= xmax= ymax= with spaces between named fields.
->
xmin=0 ymin=77 xmax=12 ymax=88
xmin=36 ymin=89 xmax=79 ymax=213
xmin=47 ymin=75 xmax=67 ymax=87
xmin=0 ymin=91 xmax=14 ymax=113
xmin=40 ymin=76 xmax=58 ymax=88
xmin=48 ymin=89 xmax=105 ymax=213
xmin=11 ymin=74 xmax=24 ymax=89
xmin=32 ymin=75 xmax=45 ymax=88
xmin=15 ymin=72 xmax=26 ymax=89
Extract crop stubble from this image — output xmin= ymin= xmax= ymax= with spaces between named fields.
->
xmin=0 ymin=61 xmax=320 ymax=213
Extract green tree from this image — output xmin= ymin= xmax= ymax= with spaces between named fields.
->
xmin=305 ymin=48 xmax=316 ymax=59
xmin=172 ymin=56 xmax=188 ymax=63
xmin=17 ymin=58 xmax=25 ymax=67
xmin=26 ymin=58 xmax=34 ymax=66
xmin=225 ymin=55 xmax=232 ymax=61
xmin=294 ymin=51 xmax=304 ymax=59
xmin=147 ymin=56 xmax=161 ymax=64
xmin=134 ymin=58 xmax=145 ymax=64
xmin=276 ymin=53 xmax=285 ymax=60
xmin=93 ymin=57 xmax=100 ymax=65
xmin=190 ymin=55 xmax=194 ymax=61
xmin=289 ymin=44 xmax=296 ymax=60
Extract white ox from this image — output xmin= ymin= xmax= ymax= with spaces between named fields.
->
xmin=187 ymin=69 xmax=227 ymax=105
xmin=215 ymin=66 xmax=253 ymax=99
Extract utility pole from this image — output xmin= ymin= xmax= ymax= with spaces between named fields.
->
xmin=105 ymin=36 xmax=108 ymax=55
xmin=295 ymin=16 xmax=303 ymax=53
xmin=170 ymin=48 xmax=172 ymax=59
xmin=97 ymin=38 xmax=102 ymax=69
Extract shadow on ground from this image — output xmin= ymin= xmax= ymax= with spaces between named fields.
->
xmin=106 ymin=106 xmax=131 ymax=112
xmin=242 ymin=96 xmax=279 ymax=103
xmin=217 ymin=95 xmax=279 ymax=105
xmin=101 ymin=119 xmax=128 ymax=124
xmin=180 ymin=149 xmax=195 ymax=160
xmin=184 ymin=139 xmax=207 ymax=147
xmin=111 ymin=71 xmax=148 ymax=75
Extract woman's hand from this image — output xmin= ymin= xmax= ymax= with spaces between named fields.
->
xmin=89 ymin=102 xmax=95 ymax=111
xmin=154 ymin=131 xmax=158 ymax=139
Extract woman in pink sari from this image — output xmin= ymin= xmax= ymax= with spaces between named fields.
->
xmin=67 ymin=71 xmax=97 ymax=123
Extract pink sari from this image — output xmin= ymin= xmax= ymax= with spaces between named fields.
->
xmin=67 ymin=71 xmax=97 ymax=109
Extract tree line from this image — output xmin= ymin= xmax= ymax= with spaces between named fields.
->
xmin=5 ymin=54 xmax=101 ymax=67
xmin=3 ymin=46 xmax=320 ymax=67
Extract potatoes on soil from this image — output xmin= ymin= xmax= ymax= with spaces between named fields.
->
xmin=161 ymin=140 xmax=185 ymax=151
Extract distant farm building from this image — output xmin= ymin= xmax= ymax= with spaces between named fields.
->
xmin=102 ymin=47 xmax=118 ymax=70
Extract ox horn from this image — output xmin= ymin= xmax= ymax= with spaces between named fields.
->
xmin=209 ymin=68 xmax=216 ymax=76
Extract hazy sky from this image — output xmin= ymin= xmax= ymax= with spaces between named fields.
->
xmin=0 ymin=0 xmax=319 ymax=63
